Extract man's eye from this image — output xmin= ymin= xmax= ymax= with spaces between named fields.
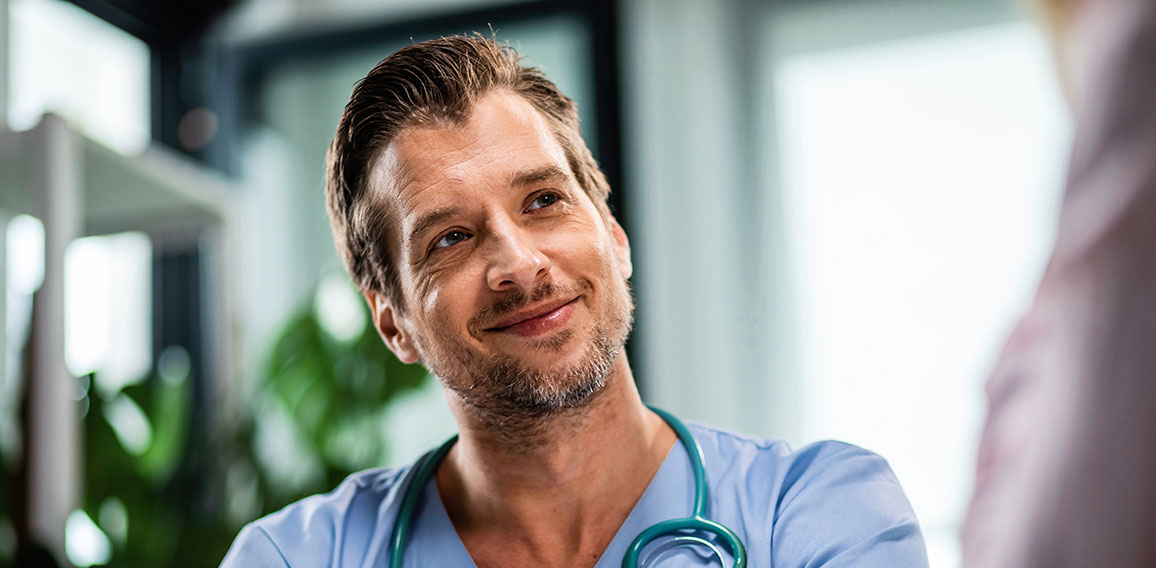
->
xmin=526 ymin=192 xmax=560 ymax=211
xmin=433 ymin=230 xmax=471 ymax=250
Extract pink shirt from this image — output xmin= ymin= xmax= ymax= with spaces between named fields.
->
xmin=963 ymin=1 xmax=1156 ymax=565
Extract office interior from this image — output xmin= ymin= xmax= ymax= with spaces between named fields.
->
xmin=0 ymin=0 xmax=1069 ymax=565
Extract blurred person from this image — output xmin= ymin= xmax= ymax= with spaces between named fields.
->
xmin=964 ymin=0 xmax=1156 ymax=566
xmin=221 ymin=36 xmax=928 ymax=567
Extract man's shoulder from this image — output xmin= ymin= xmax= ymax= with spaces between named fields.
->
xmin=260 ymin=465 xmax=412 ymax=530
xmin=686 ymin=420 xmax=878 ymax=470
xmin=685 ymin=421 xmax=928 ymax=566
xmin=221 ymin=465 xmax=415 ymax=567
xmin=685 ymin=421 xmax=908 ymax=513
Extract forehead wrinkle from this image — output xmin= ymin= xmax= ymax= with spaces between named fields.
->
xmin=383 ymin=94 xmax=566 ymax=195
xmin=366 ymin=93 xmax=575 ymax=258
xmin=367 ymin=143 xmax=403 ymax=202
xmin=364 ymin=140 xmax=435 ymax=278
xmin=366 ymin=140 xmax=409 ymax=207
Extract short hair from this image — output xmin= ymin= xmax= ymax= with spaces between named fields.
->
xmin=325 ymin=35 xmax=611 ymax=311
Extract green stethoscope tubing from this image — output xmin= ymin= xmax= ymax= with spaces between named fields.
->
xmin=387 ymin=405 xmax=748 ymax=568
xmin=622 ymin=406 xmax=747 ymax=567
xmin=389 ymin=433 xmax=456 ymax=568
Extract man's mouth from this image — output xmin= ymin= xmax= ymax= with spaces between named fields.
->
xmin=484 ymin=297 xmax=580 ymax=337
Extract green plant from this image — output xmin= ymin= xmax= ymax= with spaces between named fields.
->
xmin=72 ymin=277 xmax=428 ymax=566
xmin=254 ymin=282 xmax=429 ymax=501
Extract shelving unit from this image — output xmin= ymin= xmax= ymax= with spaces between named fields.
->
xmin=0 ymin=113 xmax=236 ymax=558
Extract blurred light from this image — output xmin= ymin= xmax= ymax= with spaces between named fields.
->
xmin=2 ymin=215 xmax=45 ymax=460
xmin=323 ymin=418 xmax=378 ymax=470
xmin=254 ymin=398 xmax=324 ymax=493
xmin=73 ymin=374 xmax=91 ymax=401
xmin=157 ymin=344 xmax=191 ymax=385
xmin=75 ymin=374 xmax=92 ymax=419
xmin=314 ymin=271 xmax=367 ymax=343
xmin=64 ymin=232 xmax=152 ymax=395
xmin=381 ymin=375 xmax=452 ymax=467
xmin=103 ymin=394 xmax=153 ymax=456
xmin=9 ymin=0 xmax=150 ymax=154
xmin=774 ymin=21 xmax=1067 ymax=568
xmin=225 ymin=461 xmax=261 ymax=527
xmin=177 ymin=107 xmax=219 ymax=151
xmin=64 ymin=509 xmax=111 ymax=567
xmin=98 ymin=497 xmax=128 ymax=547
xmin=6 ymin=215 xmax=45 ymax=296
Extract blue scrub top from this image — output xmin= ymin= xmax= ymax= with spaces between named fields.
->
xmin=221 ymin=422 xmax=929 ymax=567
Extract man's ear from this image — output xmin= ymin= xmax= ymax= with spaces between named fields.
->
xmin=364 ymin=290 xmax=421 ymax=364
xmin=609 ymin=216 xmax=633 ymax=279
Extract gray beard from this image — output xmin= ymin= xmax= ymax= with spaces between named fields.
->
xmin=465 ymin=321 xmax=618 ymax=414
xmin=438 ymin=318 xmax=627 ymax=449
xmin=423 ymin=281 xmax=634 ymax=448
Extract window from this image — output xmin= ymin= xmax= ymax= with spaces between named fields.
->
xmin=770 ymin=17 xmax=1069 ymax=568
xmin=8 ymin=0 xmax=150 ymax=154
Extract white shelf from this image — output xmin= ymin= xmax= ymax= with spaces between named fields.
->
xmin=0 ymin=114 xmax=235 ymax=237
xmin=0 ymin=113 xmax=238 ymax=558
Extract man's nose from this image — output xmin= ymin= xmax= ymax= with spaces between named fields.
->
xmin=484 ymin=223 xmax=550 ymax=291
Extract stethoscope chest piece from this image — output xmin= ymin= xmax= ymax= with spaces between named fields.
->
xmin=622 ymin=406 xmax=747 ymax=568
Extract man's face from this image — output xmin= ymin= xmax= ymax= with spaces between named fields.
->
xmin=366 ymin=90 xmax=634 ymax=418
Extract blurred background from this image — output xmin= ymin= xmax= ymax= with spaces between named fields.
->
xmin=0 ymin=0 xmax=1069 ymax=566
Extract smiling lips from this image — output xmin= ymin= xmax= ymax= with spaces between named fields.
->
xmin=485 ymin=297 xmax=579 ymax=337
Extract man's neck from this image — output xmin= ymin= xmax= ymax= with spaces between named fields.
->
xmin=435 ymin=355 xmax=676 ymax=567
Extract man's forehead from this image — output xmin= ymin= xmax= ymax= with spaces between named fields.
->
xmin=364 ymin=92 xmax=571 ymax=221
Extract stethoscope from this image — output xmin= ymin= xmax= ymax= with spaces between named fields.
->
xmin=387 ymin=405 xmax=748 ymax=567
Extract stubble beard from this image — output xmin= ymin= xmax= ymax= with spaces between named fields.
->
xmin=419 ymin=278 xmax=634 ymax=445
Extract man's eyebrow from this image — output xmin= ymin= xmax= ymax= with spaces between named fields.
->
xmin=405 ymin=167 xmax=566 ymax=249
xmin=408 ymin=206 xmax=461 ymax=248
xmin=510 ymin=165 xmax=567 ymax=188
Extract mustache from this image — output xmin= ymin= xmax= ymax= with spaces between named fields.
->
xmin=471 ymin=280 xmax=592 ymax=329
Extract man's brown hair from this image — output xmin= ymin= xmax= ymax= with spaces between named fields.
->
xmin=325 ymin=35 xmax=611 ymax=311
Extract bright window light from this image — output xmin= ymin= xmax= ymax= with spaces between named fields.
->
xmin=6 ymin=214 xmax=44 ymax=296
xmin=774 ymin=22 xmax=1069 ymax=568
xmin=2 ymin=214 xmax=46 ymax=457
xmin=64 ymin=509 xmax=111 ymax=567
xmin=98 ymin=497 xmax=128 ymax=547
xmin=314 ymin=271 xmax=366 ymax=343
xmin=103 ymin=393 xmax=153 ymax=455
xmin=9 ymin=0 xmax=150 ymax=154
xmin=64 ymin=232 xmax=152 ymax=395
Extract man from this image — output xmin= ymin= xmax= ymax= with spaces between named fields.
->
xmin=963 ymin=0 xmax=1156 ymax=566
xmin=222 ymin=35 xmax=927 ymax=567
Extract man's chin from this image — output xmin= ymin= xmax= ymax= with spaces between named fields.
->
xmin=430 ymin=314 xmax=628 ymax=422
xmin=474 ymin=343 xmax=618 ymax=416
xmin=495 ymin=378 xmax=606 ymax=416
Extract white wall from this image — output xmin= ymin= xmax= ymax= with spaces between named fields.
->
xmin=622 ymin=1 xmax=1070 ymax=566
xmin=622 ymin=0 xmax=781 ymax=437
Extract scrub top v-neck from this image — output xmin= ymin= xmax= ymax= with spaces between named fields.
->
xmin=402 ymin=438 xmax=717 ymax=566
xmin=221 ymin=421 xmax=929 ymax=567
